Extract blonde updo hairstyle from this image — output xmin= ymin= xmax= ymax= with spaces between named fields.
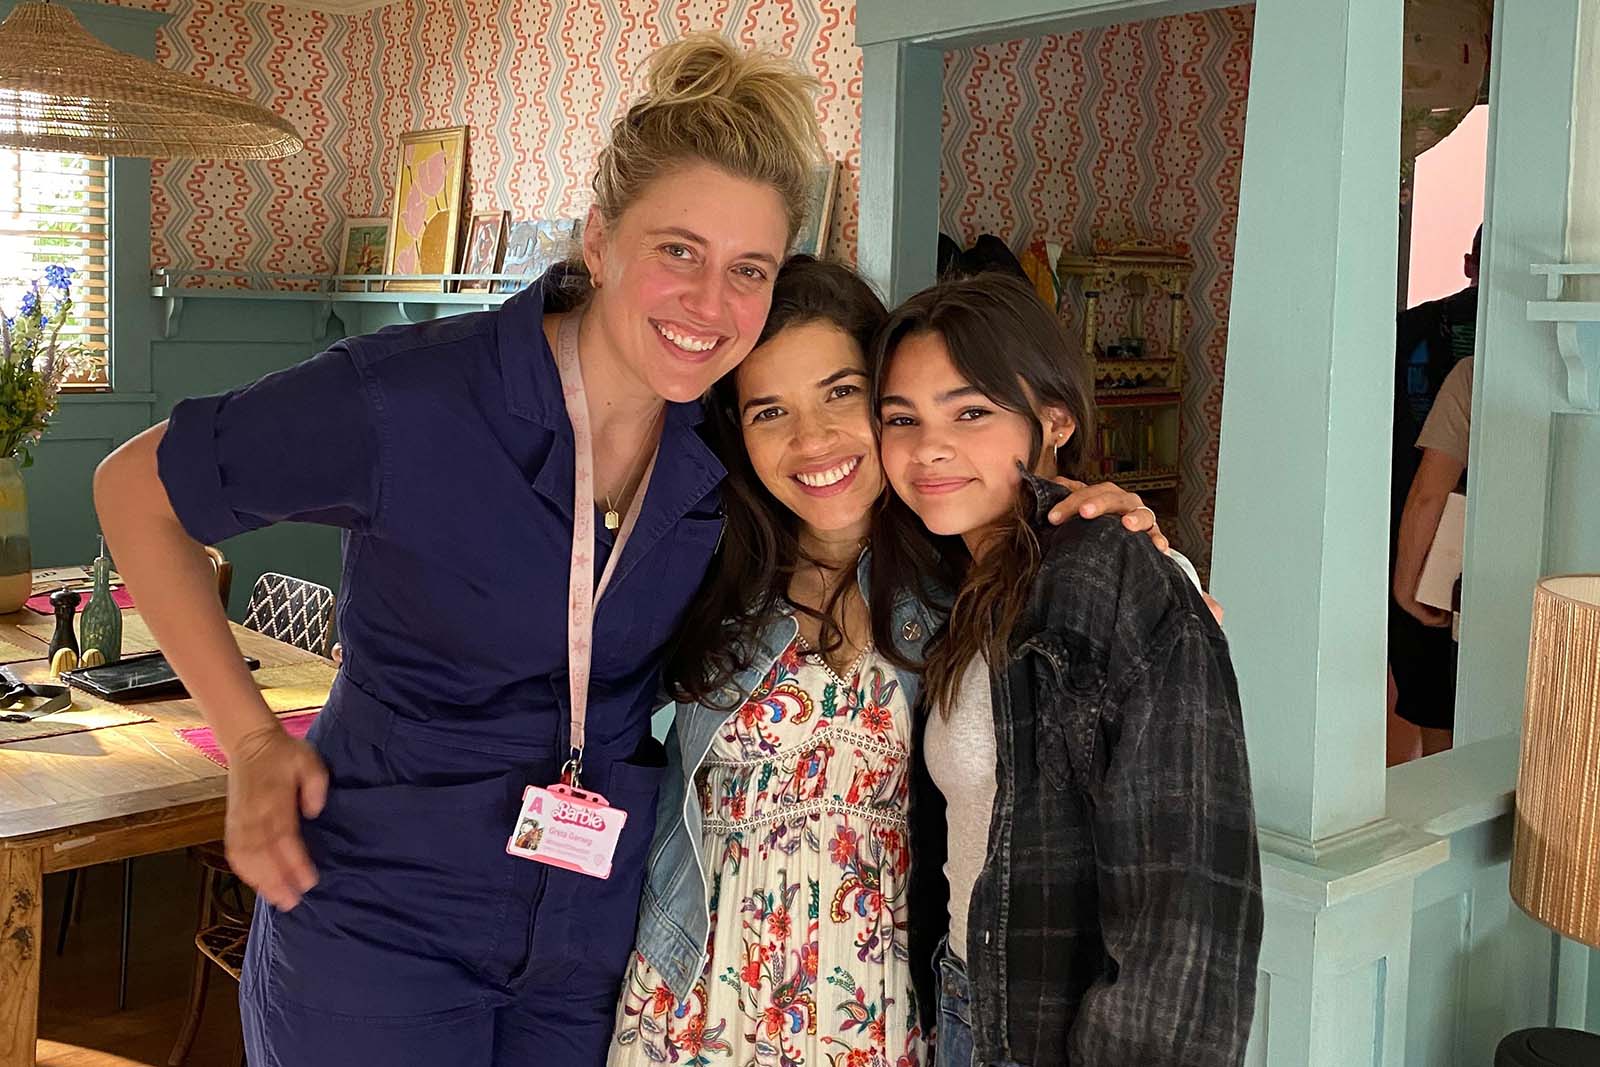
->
xmin=592 ymin=33 xmax=823 ymax=247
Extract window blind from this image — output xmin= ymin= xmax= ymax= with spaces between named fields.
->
xmin=0 ymin=149 xmax=109 ymax=388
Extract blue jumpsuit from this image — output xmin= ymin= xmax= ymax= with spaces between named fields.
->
xmin=156 ymin=274 xmax=725 ymax=1065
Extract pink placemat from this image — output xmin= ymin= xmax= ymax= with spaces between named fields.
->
xmin=25 ymin=586 xmax=134 ymax=615
xmin=176 ymin=710 xmax=318 ymax=768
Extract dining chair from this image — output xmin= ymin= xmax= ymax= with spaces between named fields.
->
xmin=202 ymin=546 xmax=233 ymax=609
xmin=167 ymin=843 xmax=249 ymax=1066
xmin=240 ymin=571 xmax=335 ymax=657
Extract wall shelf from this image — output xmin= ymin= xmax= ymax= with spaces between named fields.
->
xmin=149 ymin=270 xmax=522 ymax=340
xmin=1528 ymin=263 xmax=1600 ymax=409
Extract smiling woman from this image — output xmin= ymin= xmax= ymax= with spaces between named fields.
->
xmin=92 ymin=32 xmax=826 ymax=1067
xmin=663 ymin=256 xmax=893 ymax=699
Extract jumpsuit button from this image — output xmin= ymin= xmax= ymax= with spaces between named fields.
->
xmin=984 ymin=930 xmax=991 ymax=945
xmin=901 ymin=620 xmax=923 ymax=642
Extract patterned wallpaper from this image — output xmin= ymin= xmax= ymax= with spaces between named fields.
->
xmin=941 ymin=6 xmax=1255 ymax=566
xmin=144 ymin=0 xmax=350 ymax=280
xmin=141 ymin=0 xmax=863 ymax=279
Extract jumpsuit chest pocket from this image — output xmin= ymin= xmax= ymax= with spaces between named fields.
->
xmin=617 ymin=514 xmax=722 ymax=657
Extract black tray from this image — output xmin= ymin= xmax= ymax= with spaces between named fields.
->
xmin=61 ymin=650 xmax=260 ymax=702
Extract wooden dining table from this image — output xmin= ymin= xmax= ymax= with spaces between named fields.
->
xmin=0 ymin=607 xmax=335 ymax=1067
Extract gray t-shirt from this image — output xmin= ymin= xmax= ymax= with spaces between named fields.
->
xmin=923 ymin=655 xmax=997 ymax=962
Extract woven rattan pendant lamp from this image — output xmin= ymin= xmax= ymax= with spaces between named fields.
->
xmin=0 ymin=0 xmax=301 ymax=159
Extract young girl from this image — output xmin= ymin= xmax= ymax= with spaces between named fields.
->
xmin=872 ymin=274 xmax=1262 ymax=1067
xmin=610 ymin=259 xmax=1171 ymax=1067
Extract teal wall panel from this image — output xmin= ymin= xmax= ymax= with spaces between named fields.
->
xmin=147 ymin=318 xmax=347 ymax=617
xmin=1547 ymin=411 xmax=1600 ymax=575
xmin=1408 ymin=893 xmax=1470 ymax=1067
xmin=27 ymin=438 xmax=116 ymax=567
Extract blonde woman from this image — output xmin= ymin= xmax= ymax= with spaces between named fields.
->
xmin=96 ymin=35 xmax=824 ymax=1067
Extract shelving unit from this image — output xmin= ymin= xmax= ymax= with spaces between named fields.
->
xmin=1056 ymin=240 xmax=1192 ymax=506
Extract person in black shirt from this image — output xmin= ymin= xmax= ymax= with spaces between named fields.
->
xmin=1388 ymin=226 xmax=1479 ymax=760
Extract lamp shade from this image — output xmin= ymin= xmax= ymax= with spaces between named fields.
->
xmin=1511 ymin=575 xmax=1600 ymax=949
xmin=0 ymin=1 xmax=301 ymax=160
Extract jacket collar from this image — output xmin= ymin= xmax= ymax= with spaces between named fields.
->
xmin=1020 ymin=468 xmax=1071 ymax=526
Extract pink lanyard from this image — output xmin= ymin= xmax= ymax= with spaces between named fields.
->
xmin=554 ymin=310 xmax=659 ymax=788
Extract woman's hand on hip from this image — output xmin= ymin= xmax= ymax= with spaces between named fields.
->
xmin=1046 ymin=478 xmax=1169 ymax=553
xmin=224 ymin=722 xmax=329 ymax=911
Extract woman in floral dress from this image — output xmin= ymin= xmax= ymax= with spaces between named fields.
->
xmin=610 ymin=258 xmax=1168 ymax=1067
xmin=610 ymin=258 xmax=923 ymax=1067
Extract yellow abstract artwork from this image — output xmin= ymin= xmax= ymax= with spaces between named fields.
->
xmin=385 ymin=126 xmax=468 ymax=292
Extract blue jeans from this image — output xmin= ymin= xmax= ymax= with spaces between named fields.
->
xmin=936 ymin=938 xmax=1026 ymax=1067
xmin=937 ymin=938 xmax=975 ymax=1067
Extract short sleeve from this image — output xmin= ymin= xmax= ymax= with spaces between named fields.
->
xmin=1415 ymin=357 xmax=1473 ymax=465
xmin=157 ymin=343 xmax=382 ymax=546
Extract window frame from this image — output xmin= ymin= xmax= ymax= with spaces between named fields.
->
xmin=0 ymin=147 xmax=112 ymax=391
xmin=0 ymin=0 xmax=176 ymax=401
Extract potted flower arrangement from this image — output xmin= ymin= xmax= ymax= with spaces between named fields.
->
xmin=0 ymin=265 xmax=83 ymax=611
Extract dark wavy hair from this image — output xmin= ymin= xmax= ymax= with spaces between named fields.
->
xmin=663 ymin=255 xmax=889 ymax=706
xmin=868 ymin=273 xmax=1096 ymax=716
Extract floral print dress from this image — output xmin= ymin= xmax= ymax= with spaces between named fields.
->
xmin=612 ymin=636 xmax=924 ymax=1067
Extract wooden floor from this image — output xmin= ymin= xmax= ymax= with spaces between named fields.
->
xmin=36 ymin=849 xmax=242 ymax=1067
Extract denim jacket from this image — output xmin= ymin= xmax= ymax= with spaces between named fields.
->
xmin=633 ymin=551 xmax=940 ymax=999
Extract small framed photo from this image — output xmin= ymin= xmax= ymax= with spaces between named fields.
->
xmin=790 ymin=160 xmax=840 ymax=257
xmin=336 ymin=216 xmax=390 ymax=292
xmin=496 ymin=217 xmax=581 ymax=294
xmin=460 ymin=210 xmax=509 ymax=292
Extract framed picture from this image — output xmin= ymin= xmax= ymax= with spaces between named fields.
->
xmin=790 ymin=160 xmax=840 ymax=257
xmin=459 ymin=210 xmax=508 ymax=292
xmin=336 ymin=216 xmax=390 ymax=292
xmin=496 ymin=217 xmax=581 ymax=294
xmin=384 ymin=126 xmax=469 ymax=292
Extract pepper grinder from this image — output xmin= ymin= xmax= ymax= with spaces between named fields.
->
xmin=47 ymin=586 xmax=80 ymax=663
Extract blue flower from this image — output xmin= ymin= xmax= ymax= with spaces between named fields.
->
xmin=42 ymin=265 xmax=72 ymax=291
xmin=18 ymin=291 xmax=36 ymax=317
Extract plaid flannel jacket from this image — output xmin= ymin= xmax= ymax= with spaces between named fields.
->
xmin=907 ymin=477 xmax=1263 ymax=1066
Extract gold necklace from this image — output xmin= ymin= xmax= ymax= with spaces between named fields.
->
xmin=602 ymin=410 xmax=663 ymax=530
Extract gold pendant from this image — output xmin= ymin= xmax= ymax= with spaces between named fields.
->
xmin=604 ymin=509 xmax=621 ymax=531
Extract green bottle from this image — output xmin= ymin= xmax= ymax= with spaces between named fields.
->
xmin=79 ymin=537 xmax=122 ymax=665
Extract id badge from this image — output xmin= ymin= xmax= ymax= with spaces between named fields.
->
xmin=505 ymin=783 xmax=627 ymax=880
